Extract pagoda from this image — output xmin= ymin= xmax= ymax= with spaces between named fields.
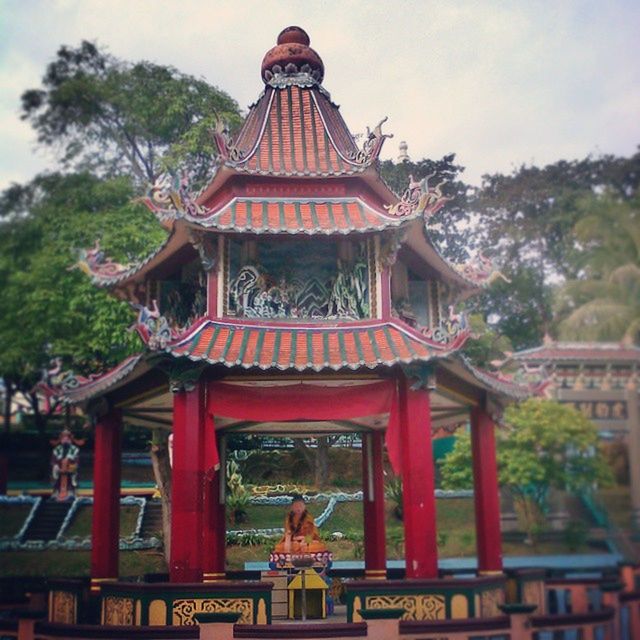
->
xmin=53 ymin=26 xmax=529 ymax=625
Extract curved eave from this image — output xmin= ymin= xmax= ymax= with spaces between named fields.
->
xmin=163 ymin=317 xmax=469 ymax=373
xmin=89 ymin=225 xmax=190 ymax=290
xmin=444 ymin=355 xmax=531 ymax=401
xmin=60 ymin=354 xmax=149 ymax=405
xmin=403 ymin=220 xmax=482 ymax=294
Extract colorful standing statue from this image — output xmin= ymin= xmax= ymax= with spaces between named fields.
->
xmin=269 ymin=495 xmax=332 ymax=569
xmin=50 ymin=429 xmax=83 ymax=501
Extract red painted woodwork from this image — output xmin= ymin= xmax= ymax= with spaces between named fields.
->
xmin=207 ymin=269 xmax=218 ymax=317
xmin=90 ymin=409 xmax=122 ymax=589
xmin=202 ymin=412 xmax=226 ymax=581
xmin=470 ymin=407 xmax=503 ymax=573
xmin=170 ymin=383 xmax=206 ymax=582
xmin=362 ymin=431 xmax=387 ymax=578
xmin=380 ymin=266 xmax=392 ymax=319
xmin=398 ymin=375 xmax=438 ymax=578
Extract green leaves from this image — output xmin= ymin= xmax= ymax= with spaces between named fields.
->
xmin=20 ymin=41 xmax=242 ymax=183
xmin=440 ymin=399 xmax=613 ymax=503
xmin=0 ymin=173 xmax=165 ymax=384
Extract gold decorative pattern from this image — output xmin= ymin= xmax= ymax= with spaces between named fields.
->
xmin=365 ymin=594 xmax=445 ymax=620
xmin=480 ymin=588 xmax=504 ymax=617
xmin=103 ymin=596 xmax=134 ymax=626
xmin=523 ymin=580 xmax=545 ymax=610
xmin=352 ymin=596 xmax=363 ymax=622
xmin=50 ymin=590 xmax=76 ymax=624
xmin=172 ymin=598 xmax=254 ymax=625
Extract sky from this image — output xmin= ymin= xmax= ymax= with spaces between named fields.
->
xmin=0 ymin=0 xmax=639 ymax=191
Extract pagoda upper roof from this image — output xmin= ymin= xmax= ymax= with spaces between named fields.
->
xmin=206 ymin=27 xmax=387 ymax=184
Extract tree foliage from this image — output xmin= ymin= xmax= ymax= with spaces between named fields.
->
xmin=440 ymin=399 xmax=612 ymax=537
xmin=21 ymin=41 xmax=242 ymax=184
xmin=0 ymin=173 xmax=165 ymax=429
xmin=555 ymin=193 xmax=640 ymax=342
xmin=379 ymin=154 xmax=472 ymax=262
xmin=468 ymin=150 xmax=640 ymax=348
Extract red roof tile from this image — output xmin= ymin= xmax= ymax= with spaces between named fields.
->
xmin=166 ymin=319 xmax=465 ymax=372
xmin=215 ymin=86 xmax=386 ymax=177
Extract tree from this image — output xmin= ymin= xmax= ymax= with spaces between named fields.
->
xmin=20 ymin=41 xmax=242 ymax=185
xmin=440 ymin=399 xmax=612 ymax=542
xmin=461 ymin=314 xmax=513 ymax=370
xmin=0 ymin=173 xmax=165 ymax=433
xmin=379 ymin=154 xmax=472 ymax=262
xmin=469 ymin=150 xmax=640 ymax=349
xmin=555 ymin=193 xmax=640 ymax=342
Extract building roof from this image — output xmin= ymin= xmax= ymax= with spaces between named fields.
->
xmin=182 ymin=196 xmax=416 ymax=234
xmin=165 ymin=318 xmax=469 ymax=372
xmin=512 ymin=342 xmax=640 ymax=364
xmin=210 ymin=27 xmax=387 ymax=179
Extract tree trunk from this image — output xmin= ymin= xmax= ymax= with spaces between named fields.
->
xmin=315 ymin=437 xmax=330 ymax=489
xmin=150 ymin=429 xmax=172 ymax=565
xmin=2 ymin=378 xmax=12 ymax=433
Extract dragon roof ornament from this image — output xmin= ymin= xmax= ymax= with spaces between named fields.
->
xmin=452 ymin=251 xmax=511 ymax=287
xmin=75 ymin=241 xmax=136 ymax=284
xmin=140 ymin=172 xmax=207 ymax=221
xmin=386 ymin=173 xmax=452 ymax=218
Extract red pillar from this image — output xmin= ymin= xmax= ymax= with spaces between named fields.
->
xmin=399 ymin=374 xmax=438 ymax=579
xmin=362 ymin=431 xmax=387 ymax=579
xmin=203 ymin=415 xmax=226 ymax=582
xmin=170 ymin=382 xmax=206 ymax=582
xmin=90 ymin=409 xmax=122 ymax=593
xmin=470 ymin=406 xmax=503 ymax=573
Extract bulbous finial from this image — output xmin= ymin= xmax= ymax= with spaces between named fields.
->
xmin=261 ymin=26 xmax=324 ymax=84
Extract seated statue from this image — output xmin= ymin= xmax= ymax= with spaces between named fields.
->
xmin=274 ymin=494 xmax=327 ymax=554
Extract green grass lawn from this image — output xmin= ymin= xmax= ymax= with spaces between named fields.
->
xmin=0 ymin=504 xmax=31 ymax=537
xmin=0 ymin=494 xmax=605 ymax=577
xmin=63 ymin=505 xmax=140 ymax=538
xmin=0 ymin=550 xmax=167 ymax=577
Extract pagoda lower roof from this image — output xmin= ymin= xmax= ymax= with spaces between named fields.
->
xmin=166 ymin=318 xmax=468 ymax=372
xmin=186 ymin=196 xmax=414 ymax=234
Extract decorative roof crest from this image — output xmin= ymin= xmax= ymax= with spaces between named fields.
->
xmin=453 ymin=251 xmax=511 ymax=287
xmin=140 ymin=172 xmax=207 ymax=221
xmin=385 ymin=173 xmax=452 ymax=218
xmin=349 ymin=116 xmax=393 ymax=165
xmin=75 ymin=240 xmax=135 ymax=282
xmin=129 ymin=300 xmax=182 ymax=350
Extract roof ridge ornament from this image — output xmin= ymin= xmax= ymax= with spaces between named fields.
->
xmin=452 ymin=251 xmax=511 ymax=287
xmin=141 ymin=172 xmax=206 ymax=221
xmin=261 ymin=26 xmax=324 ymax=86
xmin=348 ymin=116 xmax=393 ymax=165
xmin=385 ymin=173 xmax=452 ymax=218
xmin=74 ymin=240 xmax=136 ymax=282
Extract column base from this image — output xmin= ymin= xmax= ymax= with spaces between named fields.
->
xmin=89 ymin=577 xmax=117 ymax=594
xmin=202 ymin=572 xmax=226 ymax=583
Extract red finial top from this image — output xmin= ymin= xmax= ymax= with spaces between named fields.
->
xmin=261 ymin=26 xmax=324 ymax=84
